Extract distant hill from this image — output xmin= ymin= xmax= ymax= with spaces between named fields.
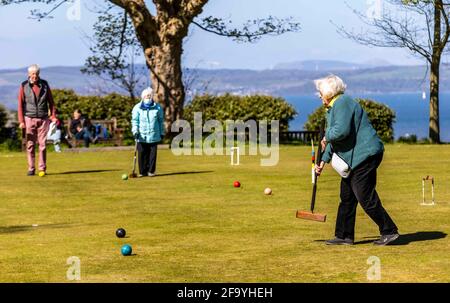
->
xmin=273 ymin=59 xmax=392 ymax=71
xmin=2 ymin=61 xmax=450 ymax=110
xmin=0 ymin=66 xmax=112 ymax=110
xmin=192 ymin=64 xmax=446 ymax=96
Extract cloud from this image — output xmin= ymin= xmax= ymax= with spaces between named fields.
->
xmin=206 ymin=61 xmax=221 ymax=68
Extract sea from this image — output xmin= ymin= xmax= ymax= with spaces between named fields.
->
xmin=284 ymin=92 xmax=450 ymax=142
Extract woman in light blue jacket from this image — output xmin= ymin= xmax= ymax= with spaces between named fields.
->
xmin=131 ymin=87 xmax=165 ymax=177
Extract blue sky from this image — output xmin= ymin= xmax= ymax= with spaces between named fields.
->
xmin=0 ymin=0 xmax=424 ymax=70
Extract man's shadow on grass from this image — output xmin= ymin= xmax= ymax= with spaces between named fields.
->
xmin=48 ymin=169 xmax=121 ymax=175
xmin=353 ymin=231 xmax=447 ymax=245
xmin=0 ymin=223 xmax=74 ymax=234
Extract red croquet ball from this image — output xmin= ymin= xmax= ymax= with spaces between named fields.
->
xmin=233 ymin=181 xmax=241 ymax=188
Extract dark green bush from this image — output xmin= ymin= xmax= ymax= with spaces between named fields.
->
xmin=358 ymin=99 xmax=396 ymax=142
xmin=304 ymin=106 xmax=326 ymax=133
xmin=52 ymin=89 xmax=137 ymax=141
xmin=304 ymin=98 xmax=396 ymax=143
xmin=397 ymin=134 xmax=418 ymax=144
xmin=52 ymin=91 xmax=297 ymax=142
xmin=0 ymin=104 xmax=8 ymax=142
xmin=0 ymin=138 xmax=22 ymax=152
xmin=183 ymin=94 xmax=297 ymax=132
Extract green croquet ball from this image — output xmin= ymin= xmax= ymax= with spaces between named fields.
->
xmin=121 ymin=244 xmax=132 ymax=256
xmin=122 ymin=174 xmax=128 ymax=180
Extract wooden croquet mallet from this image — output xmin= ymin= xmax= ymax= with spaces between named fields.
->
xmin=296 ymin=126 xmax=327 ymax=222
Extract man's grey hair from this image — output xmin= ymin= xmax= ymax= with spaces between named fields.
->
xmin=28 ymin=64 xmax=40 ymax=74
xmin=141 ymin=87 xmax=153 ymax=100
xmin=314 ymin=75 xmax=347 ymax=100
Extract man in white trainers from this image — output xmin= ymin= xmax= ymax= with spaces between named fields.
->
xmin=18 ymin=64 xmax=58 ymax=176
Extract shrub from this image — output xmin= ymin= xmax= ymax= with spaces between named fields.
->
xmin=304 ymin=98 xmax=396 ymax=143
xmin=358 ymin=99 xmax=396 ymax=142
xmin=183 ymin=94 xmax=297 ymax=132
xmin=0 ymin=138 xmax=22 ymax=152
xmin=52 ymin=89 xmax=137 ymax=141
xmin=397 ymin=134 xmax=418 ymax=144
xmin=0 ymin=104 xmax=8 ymax=142
xmin=0 ymin=124 xmax=21 ymax=152
xmin=303 ymin=106 xmax=326 ymax=134
xmin=52 ymin=91 xmax=298 ymax=142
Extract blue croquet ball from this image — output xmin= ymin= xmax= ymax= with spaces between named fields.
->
xmin=121 ymin=244 xmax=132 ymax=256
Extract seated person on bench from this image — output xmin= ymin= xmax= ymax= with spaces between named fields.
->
xmin=70 ymin=109 xmax=97 ymax=147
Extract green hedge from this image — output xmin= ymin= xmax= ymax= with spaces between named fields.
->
xmin=52 ymin=89 xmax=137 ymax=141
xmin=0 ymin=104 xmax=8 ymax=142
xmin=183 ymin=94 xmax=297 ymax=132
xmin=304 ymin=98 xmax=396 ymax=143
xmin=52 ymin=91 xmax=297 ymax=142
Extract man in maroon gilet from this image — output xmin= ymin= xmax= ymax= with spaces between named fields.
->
xmin=18 ymin=64 xmax=57 ymax=176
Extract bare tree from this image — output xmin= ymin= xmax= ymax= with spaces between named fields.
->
xmin=336 ymin=0 xmax=450 ymax=143
xmin=1 ymin=0 xmax=301 ymax=133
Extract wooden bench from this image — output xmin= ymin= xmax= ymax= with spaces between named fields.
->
xmin=21 ymin=118 xmax=125 ymax=151
xmin=65 ymin=118 xmax=125 ymax=148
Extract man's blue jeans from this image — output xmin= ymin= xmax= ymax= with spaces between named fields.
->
xmin=75 ymin=127 xmax=92 ymax=147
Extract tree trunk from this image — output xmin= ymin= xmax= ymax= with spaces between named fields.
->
xmin=145 ymin=41 xmax=185 ymax=136
xmin=430 ymin=2 xmax=442 ymax=144
xmin=112 ymin=1 xmax=208 ymax=138
xmin=429 ymin=58 xmax=440 ymax=144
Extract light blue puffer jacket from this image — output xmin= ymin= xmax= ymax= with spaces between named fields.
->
xmin=131 ymin=101 xmax=165 ymax=143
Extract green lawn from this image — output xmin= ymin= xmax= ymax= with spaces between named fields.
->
xmin=0 ymin=145 xmax=449 ymax=282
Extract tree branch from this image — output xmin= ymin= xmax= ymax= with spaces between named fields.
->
xmin=439 ymin=1 xmax=450 ymax=46
xmin=193 ymin=15 xmax=301 ymax=43
xmin=0 ymin=0 xmax=68 ymax=20
xmin=181 ymin=0 xmax=208 ymax=20
xmin=108 ymin=0 xmax=159 ymax=49
xmin=108 ymin=0 xmax=130 ymax=10
xmin=335 ymin=1 xmax=434 ymax=63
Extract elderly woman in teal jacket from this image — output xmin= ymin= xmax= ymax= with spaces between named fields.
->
xmin=131 ymin=87 xmax=165 ymax=177
xmin=314 ymin=75 xmax=399 ymax=246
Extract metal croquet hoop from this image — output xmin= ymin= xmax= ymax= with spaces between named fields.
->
xmin=421 ymin=175 xmax=435 ymax=206
xmin=230 ymin=147 xmax=240 ymax=166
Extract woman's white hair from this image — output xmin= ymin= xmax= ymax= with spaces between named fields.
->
xmin=141 ymin=87 xmax=153 ymax=99
xmin=314 ymin=75 xmax=346 ymax=100
xmin=28 ymin=64 xmax=40 ymax=74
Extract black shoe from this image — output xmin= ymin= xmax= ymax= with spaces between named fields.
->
xmin=325 ymin=237 xmax=354 ymax=245
xmin=27 ymin=170 xmax=35 ymax=176
xmin=373 ymin=233 xmax=400 ymax=246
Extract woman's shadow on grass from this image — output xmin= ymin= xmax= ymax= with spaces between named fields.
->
xmin=154 ymin=171 xmax=214 ymax=177
xmin=0 ymin=223 xmax=74 ymax=234
xmin=48 ymin=170 xmax=213 ymax=176
xmin=354 ymin=231 xmax=447 ymax=245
